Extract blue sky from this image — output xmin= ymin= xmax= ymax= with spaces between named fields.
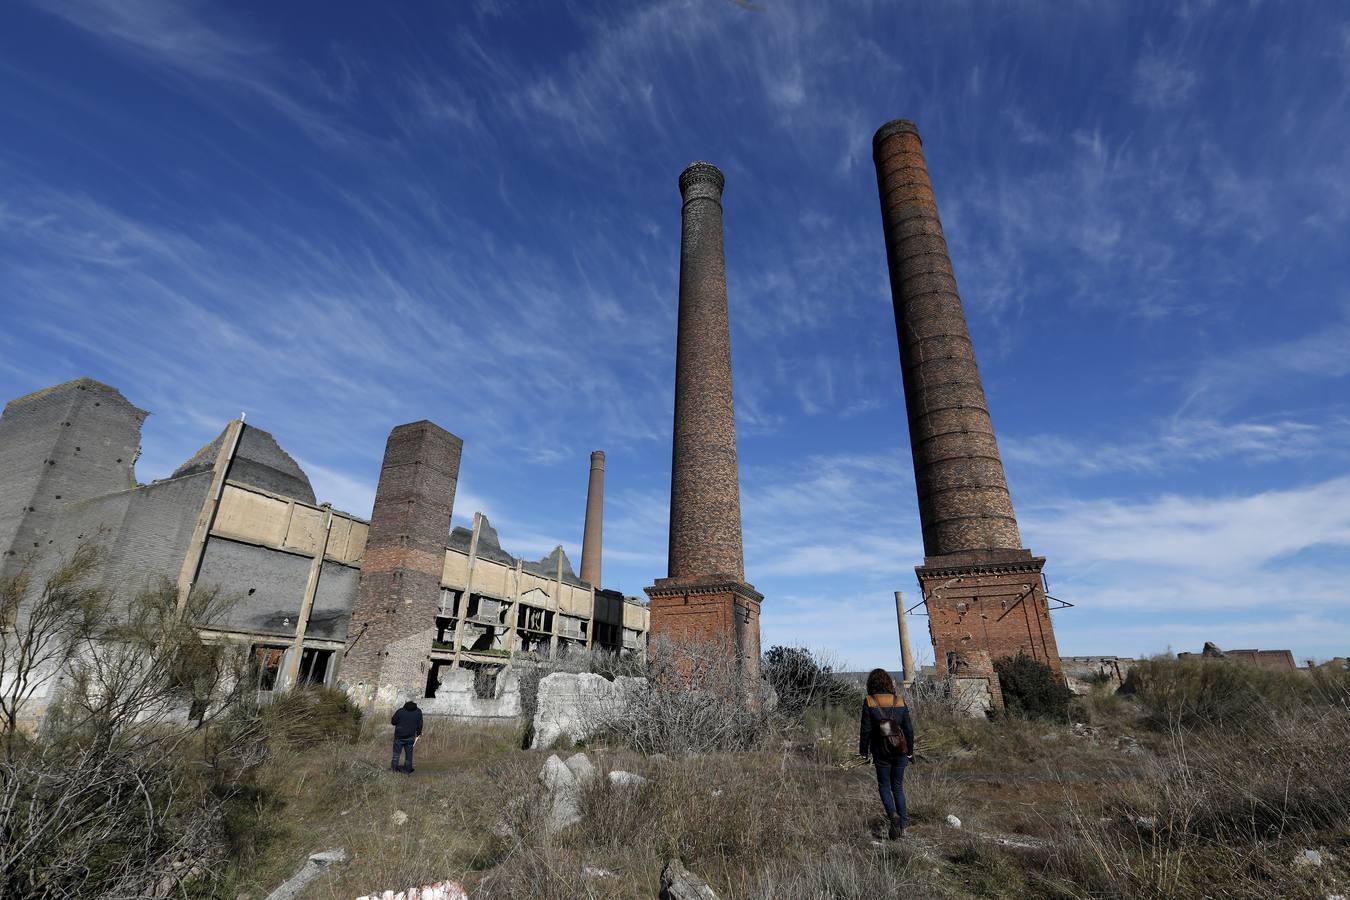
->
xmin=2 ymin=1 xmax=1348 ymax=669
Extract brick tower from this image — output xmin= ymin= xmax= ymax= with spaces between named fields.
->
xmin=645 ymin=162 xmax=763 ymax=687
xmin=342 ymin=421 xmax=463 ymax=707
xmin=872 ymin=120 xmax=1063 ymax=680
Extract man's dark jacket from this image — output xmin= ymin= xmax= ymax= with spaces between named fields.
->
xmin=858 ymin=693 xmax=915 ymax=759
xmin=391 ymin=701 xmax=423 ymax=740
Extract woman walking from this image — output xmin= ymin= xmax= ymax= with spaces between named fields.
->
xmin=858 ymin=668 xmax=915 ymax=839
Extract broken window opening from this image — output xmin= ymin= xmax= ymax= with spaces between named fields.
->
xmin=251 ymin=645 xmax=286 ymax=692
xmin=467 ymin=663 xmax=499 ymax=699
xmin=426 ymin=660 xmax=448 ymax=699
xmin=434 ymin=615 xmax=456 ymax=649
xmin=298 ymin=648 xmax=333 ymax=686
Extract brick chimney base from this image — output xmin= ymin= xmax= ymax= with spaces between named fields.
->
xmin=645 ymin=576 xmax=763 ymax=695
xmin=919 ymin=554 xmax=1063 ymax=683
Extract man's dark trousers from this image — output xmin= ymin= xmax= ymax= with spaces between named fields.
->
xmin=391 ymin=737 xmax=415 ymax=773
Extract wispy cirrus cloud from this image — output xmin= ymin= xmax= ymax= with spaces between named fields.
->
xmin=33 ymin=0 xmax=366 ymax=148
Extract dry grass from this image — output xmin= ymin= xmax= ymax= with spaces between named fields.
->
xmin=217 ymin=661 xmax=1350 ymax=899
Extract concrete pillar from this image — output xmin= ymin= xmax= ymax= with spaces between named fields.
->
xmin=341 ymin=421 xmax=462 ymax=708
xmin=579 ymin=450 xmax=605 ymax=587
xmin=646 ymin=162 xmax=763 ymax=695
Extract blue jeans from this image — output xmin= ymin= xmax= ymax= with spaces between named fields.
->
xmin=875 ymin=757 xmax=908 ymax=824
xmin=391 ymin=737 xmax=415 ymax=772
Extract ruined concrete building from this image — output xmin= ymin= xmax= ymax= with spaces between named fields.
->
xmin=872 ymin=119 xmax=1064 ymax=687
xmin=645 ymin=161 xmax=763 ymax=686
xmin=0 ymin=378 xmax=649 ymax=715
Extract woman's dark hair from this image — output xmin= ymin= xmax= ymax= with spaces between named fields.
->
xmin=866 ymin=668 xmax=896 ymax=696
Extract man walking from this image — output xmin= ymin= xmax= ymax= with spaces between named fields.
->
xmin=390 ymin=699 xmax=423 ymax=774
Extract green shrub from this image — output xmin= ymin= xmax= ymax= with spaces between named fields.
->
xmin=762 ymin=646 xmax=860 ymax=717
xmin=994 ymin=652 xmax=1073 ymax=720
xmin=1121 ymin=656 xmax=1319 ymax=730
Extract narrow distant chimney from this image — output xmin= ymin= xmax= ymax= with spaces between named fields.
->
xmin=579 ymin=450 xmax=605 ymax=587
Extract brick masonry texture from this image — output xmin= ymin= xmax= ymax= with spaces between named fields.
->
xmin=646 ymin=581 xmax=763 ymax=687
xmin=872 ymin=121 xmax=1021 ymax=557
xmin=667 ymin=162 xmax=746 ymax=582
xmin=873 ymin=120 xmax=1063 ymax=679
xmin=580 ymin=449 xmax=604 ymax=587
xmin=343 ymin=421 xmax=462 ymax=703
xmin=648 ymin=162 xmax=762 ymax=691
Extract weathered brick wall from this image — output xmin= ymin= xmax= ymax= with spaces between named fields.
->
xmin=0 ymin=379 xmax=144 ymax=578
xmin=647 ymin=581 xmax=763 ymax=687
xmin=342 ymin=422 xmax=462 ymax=707
xmin=922 ymin=560 xmax=1064 ymax=680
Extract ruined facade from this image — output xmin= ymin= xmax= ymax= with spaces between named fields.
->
xmin=872 ymin=119 xmax=1064 ymax=687
xmin=0 ymin=379 xmax=649 ymax=717
xmin=645 ymin=162 xmax=763 ymax=686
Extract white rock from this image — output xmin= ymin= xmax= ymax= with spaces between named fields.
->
xmin=539 ymin=753 xmax=582 ymax=831
xmin=390 ymin=810 xmax=409 ymax=826
xmin=945 ymin=814 xmax=962 ymax=829
xmin=265 ymin=848 xmax=350 ymax=900
xmin=565 ymin=752 xmax=597 ymax=786
xmin=608 ymin=770 xmax=649 ymax=789
xmin=539 ymin=755 xmax=575 ymax=792
xmin=1295 ymin=849 xmax=1323 ymax=867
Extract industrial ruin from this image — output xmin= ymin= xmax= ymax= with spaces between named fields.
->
xmin=4 ymin=118 xmax=1325 ymax=729
xmin=0 ymin=378 xmax=649 ymax=719
xmin=872 ymin=119 xmax=1066 ymax=702
xmin=644 ymin=161 xmax=764 ymax=689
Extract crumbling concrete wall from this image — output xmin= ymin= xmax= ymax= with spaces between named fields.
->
xmin=947 ymin=649 xmax=1001 ymax=717
xmin=531 ymin=671 xmax=647 ymax=749
xmin=421 ymin=668 xmax=522 ymax=722
xmin=0 ymin=379 xmax=145 ymax=579
xmin=1060 ymin=655 xmax=1136 ymax=695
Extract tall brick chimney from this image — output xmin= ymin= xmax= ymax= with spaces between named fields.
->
xmin=873 ymin=119 xmax=1063 ymax=683
xmin=646 ymin=162 xmax=763 ymax=690
xmin=342 ymin=421 xmax=462 ymax=707
xmin=579 ymin=449 xmax=605 ymax=587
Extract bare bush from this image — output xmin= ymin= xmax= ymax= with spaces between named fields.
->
xmin=0 ymin=545 xmax=293 ymax=898
xmin=0 ymin=541 xmax=108 ymax=753
xmin=605 ymin=634 xmax=768 ymax=754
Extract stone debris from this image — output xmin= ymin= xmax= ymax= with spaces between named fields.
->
xmin=391 ymin=810 xmax=409 ymax=826
xmin=565 ymin=752 xmax=598 ymax=785
xmin=531 ymin=672 xmax=647 ymax=750
xmin=354 ymin=881 xmax=468 ymax=900
xmin=1116 ymin=735 xmax=1146 ymax=756
xmin=538 ymin=752 xmax=597 ymax=832
xmin=607 ymin=770 xmax=649 ymax=789
xmin=659 ymin=858 xmax=718 ymax=900
xmin=945 ymin=814 xmax=962 ymax=829
xmin=264 ymin=848 xmax=349 ymax=900
xmin=1294 ymin=849 xmax=1324 ymax=868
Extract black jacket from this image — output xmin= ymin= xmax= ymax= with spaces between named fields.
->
xmin=858 ymin=693 xmax=914 ymax=760
xmin=391 ymin=702 xmax=423 ymax=740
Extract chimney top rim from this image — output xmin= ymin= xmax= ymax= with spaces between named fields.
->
xmin=873 ymin=119 xmax=922 ymax=151
xmin=679 ymin=161 xmax=725 ymax=197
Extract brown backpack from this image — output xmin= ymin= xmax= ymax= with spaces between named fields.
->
xmin=870 ymin=694 xmax=909 ymax=758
